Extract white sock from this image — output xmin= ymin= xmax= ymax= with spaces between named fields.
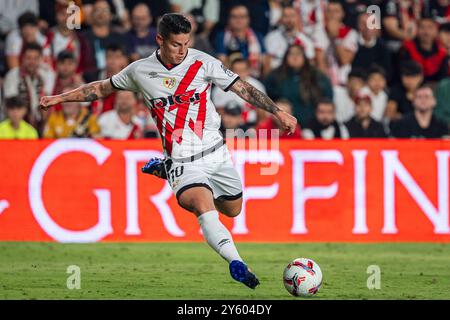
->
xmin=197 ymin=210 xmax=243 ymax=263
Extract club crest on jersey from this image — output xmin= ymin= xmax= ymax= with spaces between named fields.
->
xmin=163 ymin=77 xmax=176 ymax=89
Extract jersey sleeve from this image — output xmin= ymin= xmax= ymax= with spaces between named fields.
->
xmin=110 ymin=63 xmax=139 ymax=92
xmin=205 ymin=58 xmax=240 ymax=92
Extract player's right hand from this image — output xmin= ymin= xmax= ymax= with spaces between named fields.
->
xmin=39 ymin=95 xmax=62 ymax=111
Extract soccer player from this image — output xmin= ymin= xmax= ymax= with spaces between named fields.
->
xmin=39 ymin=13 xmax=297 ymax=289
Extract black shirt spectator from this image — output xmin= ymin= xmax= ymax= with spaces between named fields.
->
xmin=390 ymin=84 xmax=449 ymax=138
xmin=345 ymin=94 xmax=387 ymax=138
xmin=302 ymin=99 xmax=349 ymax=139
xmin=345 ymin=117 xmax=386 ymax=138
xmin=386 ymin=60 xmax=424 ymax=121
xmin=390 ymin=112 xmax=448 ymax=138
xmin=388 ymin=83 xmax=415 ymax=115
xmin=337 ymin=0 xmax=370 ymax=30
xmin=352 ymin=12 xmax=392 ymax=81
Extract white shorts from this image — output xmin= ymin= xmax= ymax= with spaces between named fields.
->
xmin=165 ymin=145 xmax=243 ymax=202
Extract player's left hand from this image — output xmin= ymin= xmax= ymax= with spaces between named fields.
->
xmin=274 ymin=110 xmax=298 ymax=135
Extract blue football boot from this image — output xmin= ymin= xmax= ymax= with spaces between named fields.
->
xmin=141 ymin=158 xmax=167 ymax=179
xmin=229 ymin=260 xmax=260 ymax=289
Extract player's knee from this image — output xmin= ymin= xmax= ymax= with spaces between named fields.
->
xmin=223 ymin=208 xmax=241 ymax=218
xmin=178 ymin=195 xmax=214 ymax=216
xmin=222 ymin=202 xmax=242 ymax=218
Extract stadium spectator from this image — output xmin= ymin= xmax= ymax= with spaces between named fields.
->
xmin=85 ymin=44 xmax=128 ymax=114
xmin=123 ymin=0 xmax=172 ymax=27
xmin=352 ymin=12 xmax=392 ymax=82
xmin=212 ymin=57 xmax=266 ymax=127
xmin=333 ymin=68 xmax=365 ymax=123
xmin=134 ymin=98 xmax=159 ymax=138
xmin=186 ymin=13 xmax=215 ymax=55
xmin=98 ymin=90 xmax=142 ymax=139
xmin=425 ymin=0 xmax=450 ymax=24
xmin=51 ymin=51 xmax=85 ymax=111
xmin=170 ymin=0 xmax=219 ymax=37
xmin=345 ymin=94 xmax=387 ymax=138
xmin=3 ymin=43 xmax=55 ymax=133
xmin=390 ymin=84 xmax=448 ymax=138
xmin=42 ymin=1 xmax=95 ymax=73
xmin=399 ymin=17 xmax=449 ymax=82
xmin=292 ymin=0 xmax=327 ymax=39
xmin=4 ymin=11 xmax=47 ymax=70
xmin=315 ymin=0 xmax=358 ymax=85
xmin=0 ymin=0 xmax=39 ymax=37
xmin=265 ymin=44 xmax=333 ymax=127
xmin=264 ymin=5 xmax=315 ymax=72
xmin=386 ymin=61 xmax=424 ymax=121
xmin=216 ymin=0 xmax=271 ymax=37
xmin=0 ymin=96 xmax=38 ymax=139
xmin=337 ymin=0 xmax=371 ymax=30
xmin=125 ymin=3 xmax=158 ymax=62
xmin=43 ymin=86 xmax=101 ymax=138
xmin=37 ymin=0 xmax=57 ymax=31
xmin=302 ymin=98 xmax=349 ymax=139
xmin=438 ymin=22 xmax=450 ymax=55
xmin=214 ymin=4 xmax=267 ymax=78
xmin=219 ymin=101 xmax=252 ymax=138
xmin=256 ymin=99 xmax=302 ymax=139
xmin=434 ymin=76 xmax=450 ymax=128
xmin=360 ymin=66 xmax=388 ymax=122
xmin=83 ymin=0 xmax=125 ymax=72
xmin=382 ymin=0 xmax=421 ymax=53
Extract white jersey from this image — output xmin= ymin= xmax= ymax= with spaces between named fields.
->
xmin=111 ymin=48 xmax=239 ymax=158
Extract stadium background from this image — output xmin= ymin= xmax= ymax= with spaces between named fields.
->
xmin=0 ymin=0 xmax=450 ymax=300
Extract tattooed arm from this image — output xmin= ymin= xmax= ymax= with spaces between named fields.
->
xmin=230 ymin=78 xmax=298 ymax=134
xmin=39 ymin=79 xmax=116 ymax=111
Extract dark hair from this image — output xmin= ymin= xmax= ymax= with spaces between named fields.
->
xmin=440 ymin=22 xmax=450 ymax=33
xmin=415 ymin=83 xmax=435 ymax=93
xmin=229 ymin=3 xmax=249 ymax=12
xmin=157 ymin=13 xmax=191 ymax=39
xmin=400 ymin=60 xmax=423 ymax=76
xmin=106 ymin=43 xmax=127 ymax=56
xmin=57 ymin=50 xmax=76 ymax=62
xmin=18 ymin=11 xmax=38 ymax=28
xmin=419 ymin=16 xmax=438 ymax=25
xmin=5 ymin=96 xmax=27 ymax=109
xmin=367 ymin=65 xmax=386 ymax=79
xmin=22 ymin=42 xmax=43 ymax=55
xmin=348 ymin=68 xmax=366 ymax=81
xmin=316 ymin=97 xmax=335 ymax=108
xmin=278 ymin=44 xmax=324 ymax=107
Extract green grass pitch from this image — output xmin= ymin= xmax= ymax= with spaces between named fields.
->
xmin=1 ymin=242 xmax=450 ymax=299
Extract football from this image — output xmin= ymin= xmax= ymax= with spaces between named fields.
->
xmin=283 ymin=258 xmax=322 ymax=297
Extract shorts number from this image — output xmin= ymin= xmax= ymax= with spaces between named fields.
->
xmin=168 ymin=166 xmax=183 ymax=182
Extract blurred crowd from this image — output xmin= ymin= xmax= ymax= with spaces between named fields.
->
xmin=0 ymin=0 xmax=450 ymax=140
